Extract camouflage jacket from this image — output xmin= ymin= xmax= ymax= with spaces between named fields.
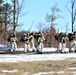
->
xmin=10 ymin=37 xmax=18 ymax=42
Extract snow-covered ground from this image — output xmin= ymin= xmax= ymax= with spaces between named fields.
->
xmin=1 ymin=45 xmax=76 ymax=75
xmin=0 ymin=44 xmax=69 ymax=52
xmin=0 ymin=53 xmax=76 ymax=63
xmin=0 ymin=44 xmax=76 ymax=63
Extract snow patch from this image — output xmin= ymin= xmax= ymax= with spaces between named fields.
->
xmin=0 ymin=44 xmax=10 ymax=51
xmin=33 ymin=71 xmax=55 ymax=75
xmin=68 ymin=67 xmax=76 ymax=70
xmin=56 ymin=71 xmax=64 ymax=74
xmin=42 ymin=47 xmax=57 ymax=52
xmin=33 ymin=71 xmax=64 ymax=75
xmin=1 ymin=69 xmax=18 ymax=73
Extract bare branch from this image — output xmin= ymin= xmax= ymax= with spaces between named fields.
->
xmin=65 ymin=5 xmax=71 ymax=14
xmin=45 ymin=4 xmax=62 ymax=28
xmin=66 ymin=0 xmax=76 ymax=32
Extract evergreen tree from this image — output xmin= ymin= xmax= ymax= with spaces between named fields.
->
xmin=0 ymin=0 xmax=4 ymax=23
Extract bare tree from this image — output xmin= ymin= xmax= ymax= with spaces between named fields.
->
xmin=66 ymin=0 xmax=76 ymax=32
xmin=45 ymin=4 xmax=62 ymax=29
xmin=61 ymin=22 xmax=70 ymax=33
xmin=37 ymin=22 xmax=47 ymax=32
xmin=45 ymin=4 xmax=62 ymax=47
xmin=11 ymin=0 xmax=27 ymax=34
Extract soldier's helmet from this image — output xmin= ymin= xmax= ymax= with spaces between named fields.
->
xmin=39 ymin=31 xmax=41 ymax=34
xmin=11 ymin=34 xmax=14 ymax=37
xmin=30 ymin=32 xmax=34 ymax=35
xmin=39 ymin=31 xmax=40 ymax=33
xmin=23 ymin=33 xmax=27 ymax=36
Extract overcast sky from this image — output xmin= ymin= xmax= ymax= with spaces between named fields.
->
xmin=18 ymin=0 xmax=74 ymax=33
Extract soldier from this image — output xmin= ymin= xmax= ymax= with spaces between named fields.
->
xmin=68 ymin=33 xmax=73 ymax=52
xmin=8 ymin=33 xmax=18 ymax=52
xmin=58 ymin=33 xmax=63 ymax=52
xmin=36 ymin=31 xmax=45 ymax=52
xmin=29 ymin=32 xmax=35 ymax=51
xmin=73 ymin=32 xmax=76 ymax=52
xmin=55 ymin=33 xmax=63 ymax=52
xmin=61 ymin=33 xmax=69 ymax=52
xmin=69 ymin=32 xmax=76 ymax=52
xmin=55 ymin=33 xmax=68 ymax=52
xmin=23 ymin=33 xmax=30 ymax=53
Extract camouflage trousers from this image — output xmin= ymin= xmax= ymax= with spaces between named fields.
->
xmin=10 ymin=42 xmax=17 ymax=52
xmin=37 ymin=42 xmax=44 ymax=52
xmin=30 ymin=42 xmax=35 ymax=51
xmin=70 ymin=40 xmax=76 ymax=52
xmin=58 ymin=42 xmax=66 ymax=52
xmin=24 ymin=43 xmax=30 ymax=52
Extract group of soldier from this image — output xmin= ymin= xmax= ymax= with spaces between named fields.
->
xmin=7 ymin=30 xmax=76 ymax=53
xmin=7 ymin=31 xmax=45 ymax=53
xmin=55 ymin=31 xmax=76 ymax=52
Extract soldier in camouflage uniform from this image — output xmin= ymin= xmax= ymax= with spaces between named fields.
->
xmin=29 ymin=32 xmax=35 ymax=51
xmin=55 ymin=33 xmax=63 ymax=52
xmin=23 ymin=33 xmax=30 ymax=53
xmin=55 ymin=33 xmax=68 ymax=52
xmin=8 ymin=33 xmax=18 ymax=52
xmin=61 ymin=33 xmax=69 ymax=52
xmin=57 ymin=33 xmax=63 ymax=52
xmin=69 ymin=32 xmax=76 ymax=52
xmin=36 ymin=31 xmax=45 ymax=52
